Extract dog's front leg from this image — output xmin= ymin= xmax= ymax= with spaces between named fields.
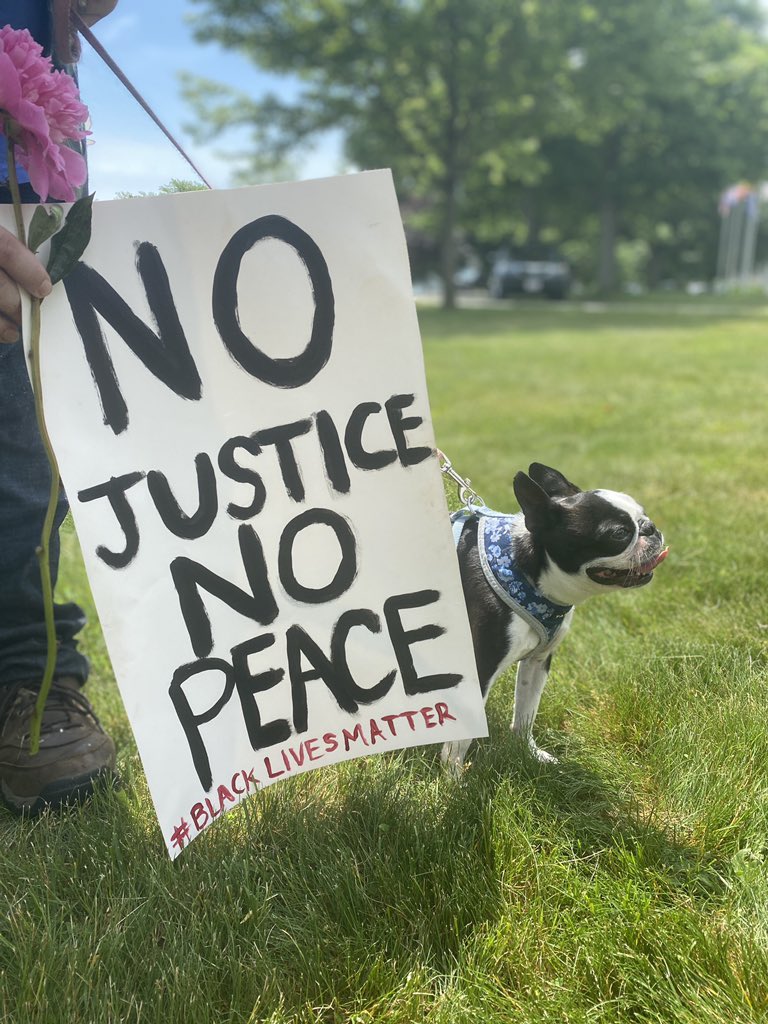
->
xmin=511 ymin=656 xmax=557 ymax=764
xmin=440 ymin=736 xmax=473 ymax=778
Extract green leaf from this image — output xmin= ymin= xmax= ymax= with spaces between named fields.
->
xmin=27 ymin=205 xmax=63 ymax=254
xmin=46 ymin=193 xmax=95 ymax=285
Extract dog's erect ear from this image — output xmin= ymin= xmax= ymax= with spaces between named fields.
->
xmin=527 ymin=463 xmax=581 ymax=498
xmin=514 ymin=471 xmax=562 ymax=532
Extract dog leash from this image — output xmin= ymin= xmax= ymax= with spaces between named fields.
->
xmin=436 ymin=449 xmax=491 ymax=547
xmin=72 ymin=10 xmax=214 ymax=189
xmin=436 ymin=449 xmax=485 ymax=510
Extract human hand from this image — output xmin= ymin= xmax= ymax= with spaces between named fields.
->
xmin=75 ymin=0 xmax=120 ymax=28
xmin=0 ymin=225 xmax=53 ymax=343
xmin=52 ymin=0 xmax=119 ymax=63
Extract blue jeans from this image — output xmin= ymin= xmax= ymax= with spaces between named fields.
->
xmin=0 ymin=187 xmax=89 ymax=686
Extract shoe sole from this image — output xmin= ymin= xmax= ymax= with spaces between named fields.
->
xmin=0 ymin=766 xmax=119 ymax=816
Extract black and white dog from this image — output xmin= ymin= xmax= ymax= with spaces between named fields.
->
xmin=442 ymin=463 xmax=667 ymax=771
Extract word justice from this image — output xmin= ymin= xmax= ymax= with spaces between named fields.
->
xmin=76 ymin=391 xmax=430 ymax=571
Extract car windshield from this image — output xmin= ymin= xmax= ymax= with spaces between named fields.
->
xmin=498 ymin=245 xmax=562 ymax=262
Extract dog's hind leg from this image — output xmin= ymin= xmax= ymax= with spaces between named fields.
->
xmin=440 ymin=660 xmax=505 ymax=777
xmin=440 ymin=672 xmax=495 ymax=777
xmin=511 ymin=656 xmax=557 ymax=764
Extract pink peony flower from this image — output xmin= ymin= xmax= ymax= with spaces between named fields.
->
xmin=0 ymin=25 xmax=89 ymax=202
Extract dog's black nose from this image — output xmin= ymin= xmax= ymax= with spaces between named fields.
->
xmin=639 ymin=517 xmax=656 ymax=536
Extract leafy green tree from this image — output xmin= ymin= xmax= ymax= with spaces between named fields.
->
xmin=115 ymin=178 xmax=209 ymax=199
xmin=184 ymin=0 xmax=579 ymax=308
xmin=186 ymin=0 xmax=768 ymax=298
xmin=494 ymin=1 xmax=768 ymax=292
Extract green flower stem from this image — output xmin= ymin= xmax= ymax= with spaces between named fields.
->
xmin=5 ymin=139 xmax=26 ymax=245
xmin=5 ymin=140 xmax=60 ymax=755
xmin=28 ymin=294 xmax=61 ymax=754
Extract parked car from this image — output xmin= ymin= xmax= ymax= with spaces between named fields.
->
xmin=488 ymin=246 xmax=571 ymax=299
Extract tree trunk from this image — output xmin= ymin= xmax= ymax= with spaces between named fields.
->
xmin=523 ymin=188 xmax=540 ymax=247
xmin=438 ymin=0 xmax=461 ymax=311
xmin=439 ymin=181 xmax=458 ymax=310
xmin=596 ymin=131 xmax=622 ymax=296
xmin=647 ymin=245 xmax=660 ymax=290
xmin=597 ymin=194 xmax=618 ymax=294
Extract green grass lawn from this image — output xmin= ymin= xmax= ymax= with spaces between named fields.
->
xmin=2 ymin=302 xmax=768 ymax=1023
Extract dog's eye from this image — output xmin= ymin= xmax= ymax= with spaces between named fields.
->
xmin=608 ymin=522 xmax=633 ymax=541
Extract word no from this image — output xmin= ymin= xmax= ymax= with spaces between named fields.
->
xmin=64 ymin=215 xmax=334 ymax=434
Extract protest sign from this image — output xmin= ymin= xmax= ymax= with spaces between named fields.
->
xmin=16 ymin=171 xmax=487 ymax=857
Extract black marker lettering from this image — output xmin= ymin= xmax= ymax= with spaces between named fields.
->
xmin=315 ymin=409 xmax=350 ymax=494
xmin=212 ymin=215 xmax=334 ymax=388
xmin=230 ymin=634 xmax=291 ymax=751
xmin=254 ymin=418 xmax=311 ymax=502
xmin=63 ymin=243 xmax=202 ymax=435
xmin=78 ymin=470 xmax=146 ymax=568
xmin=217 ymin=436 xmax=266 ymax=520
xmin=286 ymin=623 xmax=358 ymax=734
xmin=170 ymin=523 xmax=278 ymax=658
xmin=384 ymin=394 xmax=432 ymax=467
xmin=331 ymin=608 xmax=396 ymax=704
xmin=278 ymin=508 xmax=357 ymax=604
xmin=383 ymin=590 xmax=463 ymax=694
xmin=169 ymin=658 xmax=235 ymax=791
xmin=147 ymin=452 xmax=218 ymax=539
xmin=344 ymin=402 xmax=397 ymax=470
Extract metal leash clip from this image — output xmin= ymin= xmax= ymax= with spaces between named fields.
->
xmin=435 ymin=449 xmax=485 ymax=510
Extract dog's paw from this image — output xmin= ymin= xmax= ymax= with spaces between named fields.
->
xmin=529 ymin=743 xmax=558 ymax=765
xmin=511 ymin=728 xmax=559 ymax=765
xmin=443 ymin=758 xmax=471 ymax=782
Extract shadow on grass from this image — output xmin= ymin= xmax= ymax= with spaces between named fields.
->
xmin=454 ymin=729 xmax=724 ymax=901
xmin=0 ymin=729 xmax=731 ymax=1022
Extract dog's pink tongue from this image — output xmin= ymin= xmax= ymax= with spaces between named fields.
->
xmin=645 ymin=547 xmax=669 ymax=572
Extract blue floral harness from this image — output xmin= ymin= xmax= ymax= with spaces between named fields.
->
xmin=451 ymin=506 xmax=573 ymax=658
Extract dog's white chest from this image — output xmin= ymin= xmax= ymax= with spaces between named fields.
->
xmin=502 ymin=608 xmax=573 ymax=674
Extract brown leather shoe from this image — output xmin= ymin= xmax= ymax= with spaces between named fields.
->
xmin=0 ymin=677 xmax=116 ymax=814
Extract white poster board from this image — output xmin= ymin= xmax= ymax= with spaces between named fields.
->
xmin=16 ymin=171 xmax=487 ymax=857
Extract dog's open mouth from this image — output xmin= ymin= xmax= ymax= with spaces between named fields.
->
xmin=587 ymin=547 xmax=669 ymax=588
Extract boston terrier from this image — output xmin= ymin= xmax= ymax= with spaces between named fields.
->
xmin=442 ymin=462 xmax=668 ymax=771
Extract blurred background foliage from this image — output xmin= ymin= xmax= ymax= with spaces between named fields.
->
xmin=183 ymin=0 xmax=768 ymax=304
